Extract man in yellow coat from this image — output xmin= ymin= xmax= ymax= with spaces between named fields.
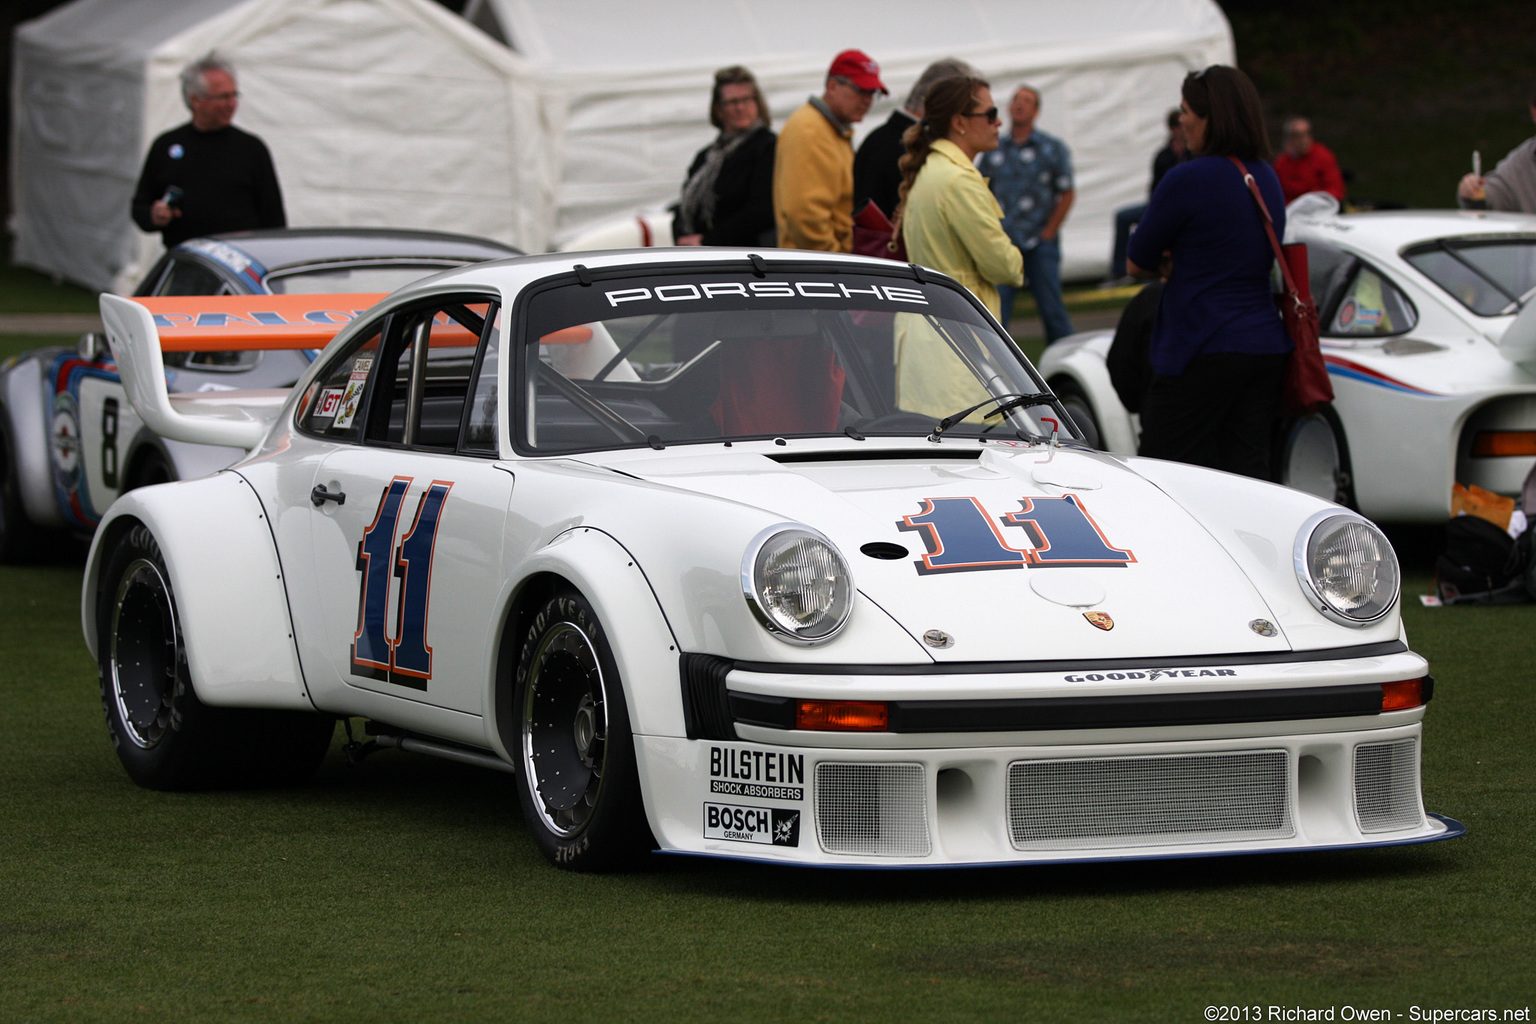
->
xmin=773 ymin=50 xmax=887 ymax=251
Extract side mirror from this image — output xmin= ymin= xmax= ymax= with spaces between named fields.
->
xmin=77 ymin=331 xmax=109 ymax=362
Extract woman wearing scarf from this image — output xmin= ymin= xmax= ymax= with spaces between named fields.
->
xmin=674 ymin=66 xmax=777 ymax=247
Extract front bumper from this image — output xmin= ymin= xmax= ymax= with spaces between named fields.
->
xmin=635 ymin=645 xmax=1464 ymax=866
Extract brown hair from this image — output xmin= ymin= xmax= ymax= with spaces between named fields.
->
xmin=891 ymin=75 xmax=989 ymax=239
xmin=709 ymin=66 xmax=770 ymax=131
xmin=1181 ymin=65 xmax=1270 ymax=161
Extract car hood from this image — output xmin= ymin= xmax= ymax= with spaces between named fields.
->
xmin=586 ymin=443 xmax=1292 ymax=663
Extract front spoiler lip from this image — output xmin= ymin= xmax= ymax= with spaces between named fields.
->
xmin=653 ymin=813 xmax=1466 ymax=870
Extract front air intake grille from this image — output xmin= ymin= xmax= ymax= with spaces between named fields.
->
xmin=815 ymin=763 xmax=930 ymax=857
xmin=679 ymin=654 xmax=735 ymax=741
xmin=1353 ymin=739 xmax=1422 ymax=833
xmin=1007 ymin=750 xmax=1294 ymax=849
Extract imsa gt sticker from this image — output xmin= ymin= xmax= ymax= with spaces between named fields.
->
xmin=704 ymin=803 xmax=801 ymax=847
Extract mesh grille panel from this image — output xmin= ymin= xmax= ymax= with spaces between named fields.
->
xmin=1354 ymin=739 xmax=1422 ymax=833
xmin=1008 ymin=750 xmax=1294 ymax=849
xmin=815 ymin=763 xmax=930 ymax=857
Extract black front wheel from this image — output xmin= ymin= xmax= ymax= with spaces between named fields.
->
xmin=1053 ymin=384 xmax=1103 ymax=450
xmin=97 ymin=524 xmax=334 ymax=790
xmin=514 ymin=588 xmax=652 ymax=870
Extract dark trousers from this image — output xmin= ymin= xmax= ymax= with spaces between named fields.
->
xmin=1110 ymin=202 xmax=1148 ymax=280
xmin=1138 ymin=352 xmax=1288 ymax=480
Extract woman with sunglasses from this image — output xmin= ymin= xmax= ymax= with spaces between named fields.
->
xmin=1125 ymin=65 xmax=1291 ymax=480
xmin=888 ymin=75 xmax=1023 ymax=415
xmin=893 ymin=76 xmax=1022 ymax=320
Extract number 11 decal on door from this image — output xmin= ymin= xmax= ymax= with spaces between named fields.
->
xmin=351 ymin=477 xmax=453 ymax=688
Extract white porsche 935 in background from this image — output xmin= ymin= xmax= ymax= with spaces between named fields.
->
xmin=84 ymin=248 xmax=1460 ymax=870
xmin=1039 ymin=204 xmax=1536 ymax=522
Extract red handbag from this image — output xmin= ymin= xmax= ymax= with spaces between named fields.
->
xmin=852 ymin=200 xmax=908 ymax=262
xmin=1229 ymin=156 xmax=1332 ymax=417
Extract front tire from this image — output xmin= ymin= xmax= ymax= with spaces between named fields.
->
xmin=514 ymin=589 xmax=652 ymax=870
xmin=1276 ymin=406 xmax=1355 ymax=508
xmin=97 ymin=524 xmax=334 ymax=790
xmin=1052 ymin=382 xmax=1103 ymax=450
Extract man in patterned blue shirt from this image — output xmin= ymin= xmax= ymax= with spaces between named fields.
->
xmin=981 ymin=85 xmax=1075 ymax=342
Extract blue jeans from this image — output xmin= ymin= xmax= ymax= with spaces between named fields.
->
xmin=998 ymin=238 xmax=1074 ymax=343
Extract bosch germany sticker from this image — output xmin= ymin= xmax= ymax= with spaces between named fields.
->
xmin=703 ymin=803 xmax=801 ymax=847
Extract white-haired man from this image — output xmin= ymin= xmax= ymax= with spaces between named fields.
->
xmin=131 ymin=53 xmax=285 ymax=247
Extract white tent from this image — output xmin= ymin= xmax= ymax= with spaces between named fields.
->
xmin=11 ymin=0 xmax=548 ymax=293
xmin=462 ymin=0 xmax=1234 ymax=279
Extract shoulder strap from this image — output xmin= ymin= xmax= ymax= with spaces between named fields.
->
xmin=1227 ymin=155 xmax=1301 ymax=296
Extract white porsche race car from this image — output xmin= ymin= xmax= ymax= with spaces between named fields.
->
xmin=83 ymin=248 xmax=1461 ymax=870
xmin=1039 ymin=205 xmax=1536 ymax=522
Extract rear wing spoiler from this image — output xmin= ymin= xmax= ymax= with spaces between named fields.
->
xmin=99 ymin=292 xmax=384 ymax=451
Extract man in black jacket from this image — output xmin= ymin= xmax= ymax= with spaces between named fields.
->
xmin=853 ymin=58 xmax=978 ymax=219
xmin=131 ymin=54 xmax=286 ymax=248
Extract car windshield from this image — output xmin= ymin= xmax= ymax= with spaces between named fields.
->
xmin=519 ymin=267 xmax=1067 ymax=453
xmin=1403 ymin=237 xmax=1536 ymax=316
xmin=265 ymin=262 xmax=465 ymax=294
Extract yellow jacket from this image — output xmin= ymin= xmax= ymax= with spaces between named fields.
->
xmin=773 ymin=101 xmax=854 ymax=252
xmin=900 ymin=138 xmax=1023 ymax=319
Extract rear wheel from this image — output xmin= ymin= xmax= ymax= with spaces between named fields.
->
xmin=124 ymin=450 xmax=175 ymax=491
xmin=1277 ymin=406 xmax=1355 ymax=508
xmin=514 ymin=588 xmax=652 ymax=870
xmin=0 ymin=418 xmax=43 ymax=563
xmin=98 ymin=524 xmax=334 ymax=790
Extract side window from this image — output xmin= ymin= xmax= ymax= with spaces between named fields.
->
xmin=362 ymin=301 xmax=493 ymax=450
xmin=1326 ymin=264 xmax=1417 ymax=337
xmin=462 ymin=308 xmax=501 ymax=454
xmin=154 ymin=257 xmax=225 ymax=296
xmin=299 ymin=322 xmax=384 ymax=442
xmin=1304 ymin=242 xmax=1354 ymax=316
xmin=299 ymin=298 xmax=498 ymax=450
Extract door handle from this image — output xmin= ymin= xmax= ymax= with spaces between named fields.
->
xmin=311 ymin=485 xmax=346 ymax=507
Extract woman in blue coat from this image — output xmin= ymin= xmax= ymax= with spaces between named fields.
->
xmin=1127 ymin=65 xmax=1291 ymax=479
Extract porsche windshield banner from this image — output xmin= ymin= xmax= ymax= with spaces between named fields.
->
xmin=525 ymin=268 xmax=978 ymax=340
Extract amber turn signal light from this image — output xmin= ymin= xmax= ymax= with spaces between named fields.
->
xmin=1472 ymin=430 xmax=1536 ymax=457
xmin=795 ymin=700 xmax=890 ymax=731
xmin=1381 ymin=678 xmax=1425 ymax=711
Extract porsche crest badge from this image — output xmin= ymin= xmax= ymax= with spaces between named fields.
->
xmin=1083 ymin=611 xmax=1114 ymax=630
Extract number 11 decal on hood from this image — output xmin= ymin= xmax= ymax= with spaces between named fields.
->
xmin=897 ymin=495 xmax=1135 ymax=574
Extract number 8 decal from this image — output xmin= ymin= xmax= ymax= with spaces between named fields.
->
xmin=351 ymin=477 xmax=453 ymax=688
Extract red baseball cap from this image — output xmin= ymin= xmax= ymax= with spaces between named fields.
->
xmin=828 ymin=49 xmax=888 ymax=94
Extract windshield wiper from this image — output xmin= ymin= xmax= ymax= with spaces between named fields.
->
xmin=930 ymin=392 xmax=1056 ymax=441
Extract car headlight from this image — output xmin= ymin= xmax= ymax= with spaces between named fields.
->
xmin=1294 ymin=511 xmax=1400 ymax=625
xmin=742 ymin=525 xmax=853 ymax=645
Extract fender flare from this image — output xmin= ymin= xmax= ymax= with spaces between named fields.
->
xmin=1046 ymin=353 xmax=1138 ymax=455
xmin=82 ymin=471 xmax=314 ymax=711
xmin=490 ymin=525 xmax=684 ymax=764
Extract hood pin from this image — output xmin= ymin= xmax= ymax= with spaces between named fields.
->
xmin=922 ymin=629 xmax=954 ymax=649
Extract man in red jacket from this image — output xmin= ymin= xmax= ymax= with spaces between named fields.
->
xmin=1273 ymin=116 xmax=1345 ymax=205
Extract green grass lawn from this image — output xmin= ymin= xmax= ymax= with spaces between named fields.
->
xmin=2 ymin=548 xmax=1531 ymax=1023
xmin=0 ymin=262 xmax=98 ymax=316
